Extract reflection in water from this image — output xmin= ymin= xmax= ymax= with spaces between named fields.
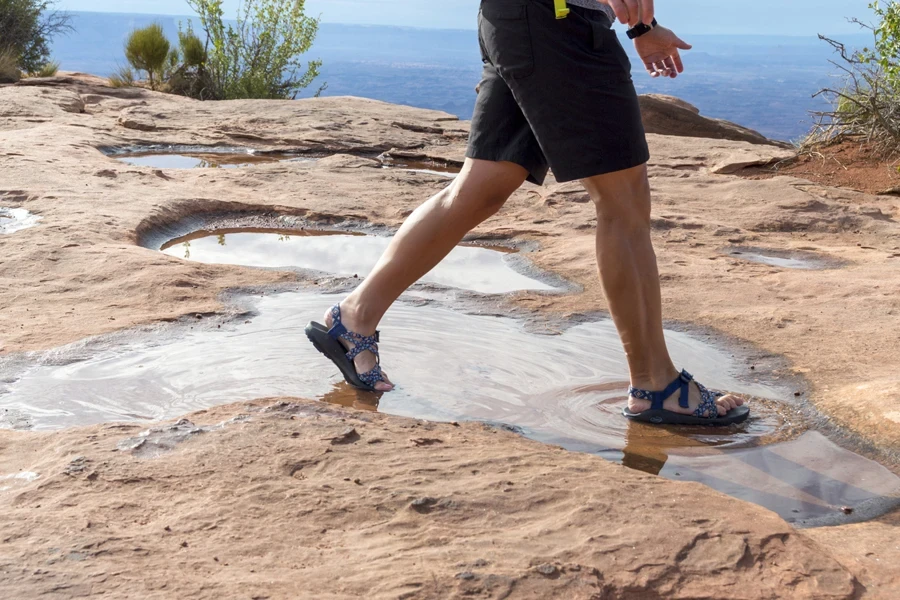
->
xmin=2 ymin=291 xmax=898 ymax=522
xmin=112 ymin=149 xmax=462 ymax=177
xmin=115 ymin=152 xmax=317 ymax=169
xmin=727 ymin=248 xmax=827 ymax=270
xmin=321 ymin=383 xmax=382 ymax=412
xmin=160 ymin=228 xmax=556 ymax=295
xmin=0 ymin=207 xmax=41 ymax=234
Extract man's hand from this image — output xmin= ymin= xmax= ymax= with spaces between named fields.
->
xmin=633 ymin=25 xmax=692 ymax=79
xmin=600 ymin=0 xmax=654 ymax=26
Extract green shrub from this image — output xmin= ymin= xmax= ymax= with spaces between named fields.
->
xmin=124 ymin=23 xmax=171 ymax=90
xmin=0 ymin=0 xmax=71 ymax=74
xmin=32 ymin=59 xmax=58 ymax=77
xmin=0 ymin=47 xmax=21 ymax=83
xmin=179 ymin=29 xmax=206 ymax=68
xmin=807 ymin=1 xmax=900 ymax=155
xmin=866 ymin=0 xmax=900 ymax=83
xmin=165 ymin=24 xmax=212 ymax=98
xmin=186 ymin=0 xmax=321 ymax=100
xmin=108 ymin=65 xmax=135 ymax=88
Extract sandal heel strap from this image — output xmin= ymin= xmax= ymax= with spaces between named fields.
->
xmin=629 ymin=369 xmax=693 ymax=411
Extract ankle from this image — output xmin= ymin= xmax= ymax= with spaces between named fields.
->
xmin=630 ymin=365 xmax=680 ymax=392
xmin=338 ymin=297 xmax=380 ymax=334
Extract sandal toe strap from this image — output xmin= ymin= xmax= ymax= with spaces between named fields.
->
xmin=692 ymin=383 xmax=721 ymax=419
xmin=358 ymin=364 xmax=386 ymax=387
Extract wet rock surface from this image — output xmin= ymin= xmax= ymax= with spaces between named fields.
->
xmin=1 ymin=73 xmax=900 ymax=596
xmin=0 ymin=400 xmax=863 ymax=599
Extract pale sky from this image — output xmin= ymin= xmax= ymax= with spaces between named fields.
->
xmin=57 ymin=0 xmax=876 ymax=35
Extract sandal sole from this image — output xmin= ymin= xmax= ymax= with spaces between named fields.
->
xmin=305 ymin=321 xmax=378 ymax=392
xmin=622 ymin=404 xmax=750 ymax=426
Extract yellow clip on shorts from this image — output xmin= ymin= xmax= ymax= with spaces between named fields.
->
xmin=467 ymin=0 xmax=650 ymax=185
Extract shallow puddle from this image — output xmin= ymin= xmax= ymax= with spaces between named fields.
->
xmin=378 ymin=157 xmax=460 ymax=178
xmin=2 ymin=291 xmax=897 ymax=524
xmin=160 ymin=227 xmax=555 ymax=295
xmin=0 ymin=207 xmax=41 ymax=234
xmin=104 ymin=146 xmax=461 ymax=177
xmin=111 ymin=148 xmax=315 ymax=169
xmin=725 ymin=247 xmax=831 ymax=270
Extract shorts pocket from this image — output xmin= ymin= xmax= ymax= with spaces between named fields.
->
xmin=590 ymin=21 xmax=633 ymax=81
xmin=479 ymin=3 xmax=535 ymax=80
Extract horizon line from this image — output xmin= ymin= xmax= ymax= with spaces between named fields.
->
xmin=63 ymin=9 xmax=872 ymax=38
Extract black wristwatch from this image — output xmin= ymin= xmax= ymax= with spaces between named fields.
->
xmin=626 ymin=18 xmax=658 ymax=40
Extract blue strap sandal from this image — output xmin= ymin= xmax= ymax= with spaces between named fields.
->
xmin=305 ymin=304 xmax=388 ymax=392
xmin=622 ymin=370 xmax=749 ymax=426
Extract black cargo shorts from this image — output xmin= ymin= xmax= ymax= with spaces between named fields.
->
xmin=466 ymin=0 xmax=650 ymax=185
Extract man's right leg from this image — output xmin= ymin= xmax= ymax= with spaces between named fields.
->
xmin=327 ymin=158 xmax=529 ymax=390
xmin=582 ymin=164 xmax=744 ymax=416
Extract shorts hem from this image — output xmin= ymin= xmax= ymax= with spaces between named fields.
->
xmin=550 ymin=151 xmax=651 ymax=183
xmin=465 ymin=149 xmax=549 ymax=186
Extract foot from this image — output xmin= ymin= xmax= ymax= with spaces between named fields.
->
xmin=324 ymin=304 xmax=394 ymax=392
xmin=627 ymin=369 xmax=744 ymax=417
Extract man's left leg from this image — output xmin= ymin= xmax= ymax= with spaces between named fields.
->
xmin=582 ymin=164 xmax=744 ymax=416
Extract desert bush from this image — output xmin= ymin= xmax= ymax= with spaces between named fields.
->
xmin=165 ymin=26 xmax=213 ymax=98
xmin=0 ymin=48 xmax=21 ymax=83
xmin=124 ymin=23 xmax=171 ymax=90
xmin=108 ymin=65 xmax=136 ymax=88
xmin=807 ymin=1 xmax=900 ymax=155
xmin=32 ymin=59 xmax=59 ymax=77
xmin=0 ymin=0 xmax=71 ymax=74
xmin=179 ymin=28 xmax=206 ymax=67
xmin=186 ymin=0 xmax=321 ymax=100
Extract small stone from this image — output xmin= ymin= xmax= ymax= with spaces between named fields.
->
xmin=842 ymin=506 xmax=854 ymax=514
xmin=750 ymin=365 xmax=755 ymax=370
xmin=410 ymin=497 xmax=438 ymax=513
xmin=410 ymin=437 xmax=443 ymax=447
xmin=794 ymin=391 xmax=802 ymax=397
xmin=353 ymin=478 xmax=362 ymax=485
xmin=536 ymin=564 xmax=558 ymax=577
xmin=325 ymin=427 xmax=360 ymax=445
xmin=455 ymin=572 xmax=475 ymax=581
xmin=180 ymin=541 xmax=188 ymax=548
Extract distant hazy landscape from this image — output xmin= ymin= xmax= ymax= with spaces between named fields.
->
xmin=52 ymin=11 xmax=871 ymax=142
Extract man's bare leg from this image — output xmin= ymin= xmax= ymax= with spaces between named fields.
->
xmin=324 ymin=158 xmax=529 ymax=391
xmin=582 ymin=164 xmax=743 ymax=415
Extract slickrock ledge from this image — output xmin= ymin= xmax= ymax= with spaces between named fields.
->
xmin=2 ymin=73 xmax=900 ymax=598
xmin=0 ymin=400 xmax=860 ymax=599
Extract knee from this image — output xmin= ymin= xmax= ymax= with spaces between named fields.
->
xmin=440 ymin=182 xmax=510 ymax=222
xmin=584 ymin=167 xmax=651 ymax=231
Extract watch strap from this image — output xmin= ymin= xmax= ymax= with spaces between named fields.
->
xmin=626 ymin=18 xmax=658 ymax=40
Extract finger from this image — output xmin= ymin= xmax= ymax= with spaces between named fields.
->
xmin=674 ymin=35 xmax=693 ymax=51
xmin=606 ymin=0 xmax=629 ymax=24
xmin=623 ymin=0 xmax=639 ymax=25
xmin=644 ymin=60 xmax=659 ymax=77
xmin=653 ymin=61 xmax=671 ymax=77
xmin=663 ymin=57 xmax=677 ymax=78
xmin=641 ymin=0 xmax=655 ymax=24
xmin=671 ymin=50 xmax=684 ymax=73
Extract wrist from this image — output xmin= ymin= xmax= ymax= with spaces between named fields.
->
xmin=626 ymin=18 xmax=658 ymax=40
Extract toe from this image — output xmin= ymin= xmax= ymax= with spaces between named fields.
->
xmin=374 ymin=374 xmax=393 ymax=392
xmin=716 ymin=394 xmax=741 ymax=413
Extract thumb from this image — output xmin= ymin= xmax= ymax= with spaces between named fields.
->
xmin=674 ymin=36 xmax=693 ymax=51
